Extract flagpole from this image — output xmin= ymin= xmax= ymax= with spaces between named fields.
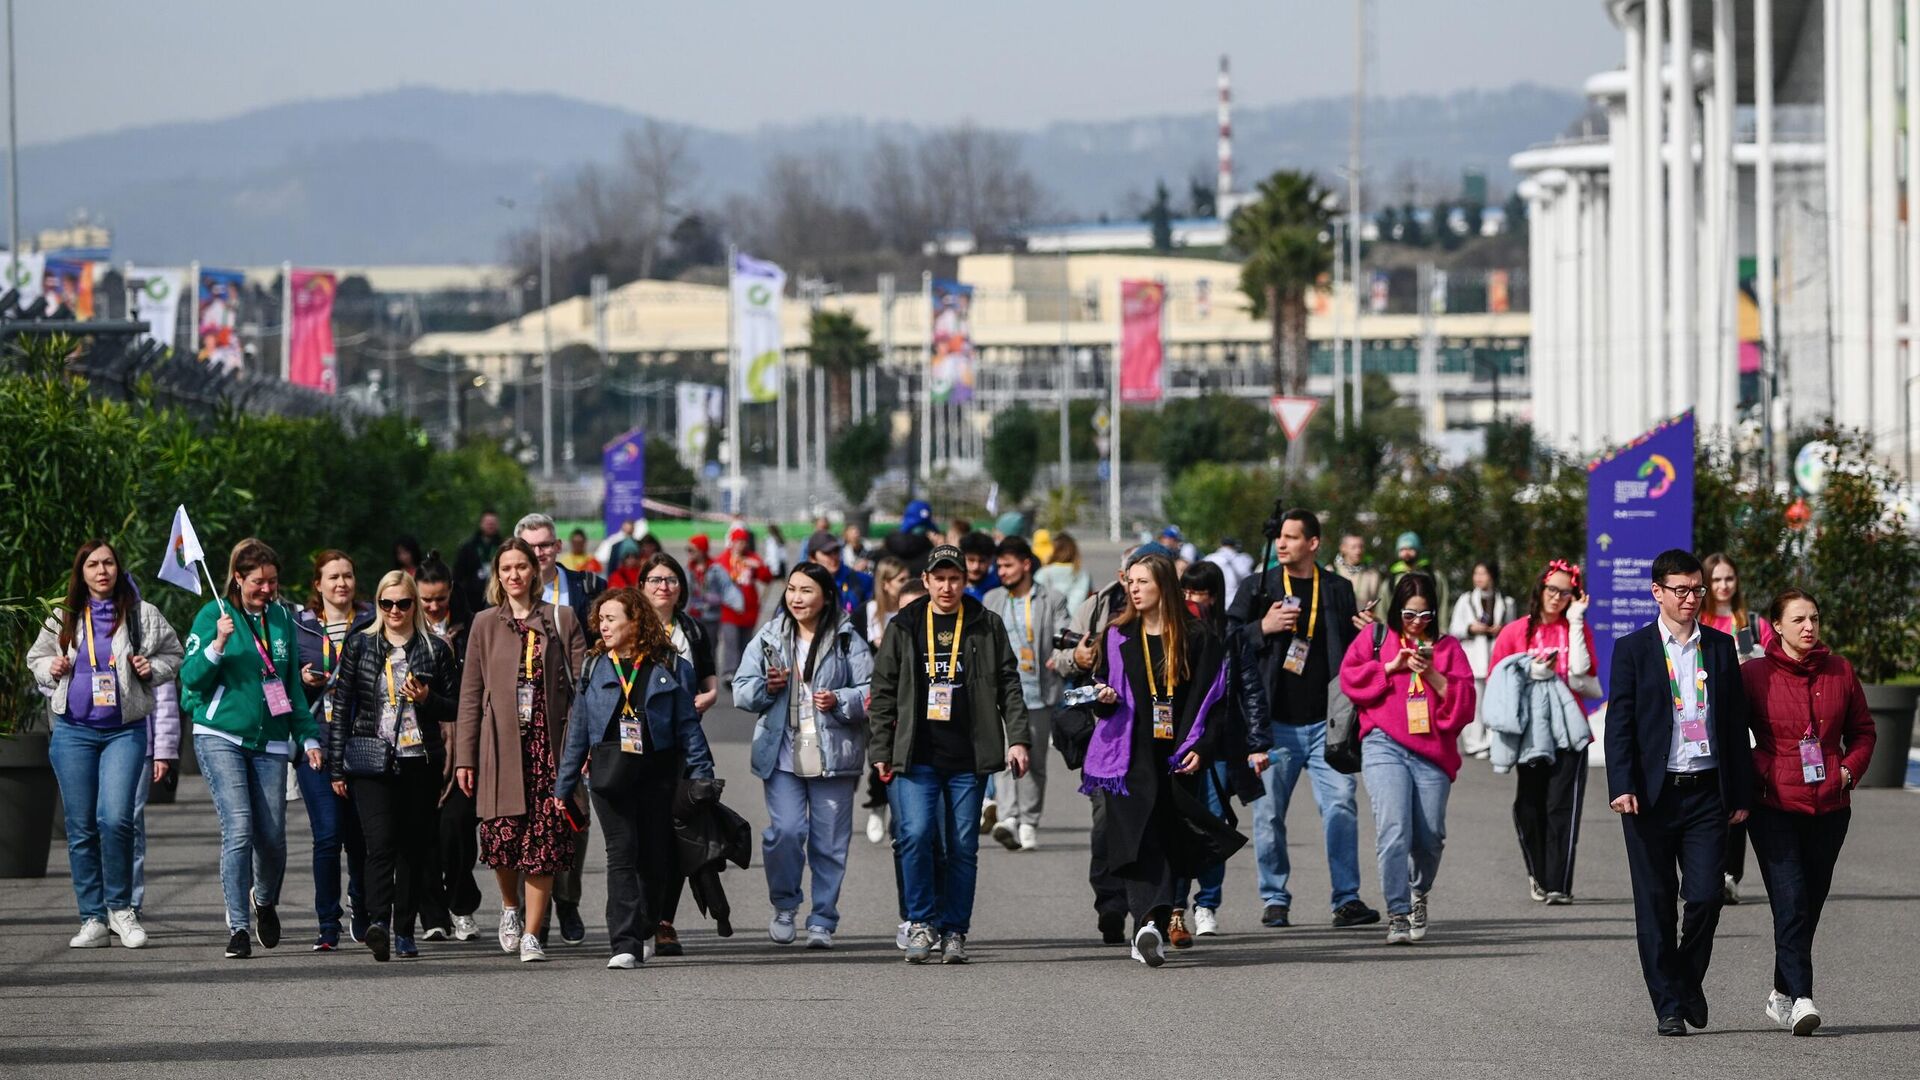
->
xmin=188 ymin=261 xmax=199 ymax=357
xmin=920 ymin=272 xmax=933 ymax=485
xmin=1109 ymin=292 xmax=1122 ymax=544
xmin=725 ymin=244 xmax=741 ymax=516
xmin=196 ymin=560 xmax=229 ymax=619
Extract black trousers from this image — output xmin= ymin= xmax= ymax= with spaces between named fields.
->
xmin=419 ymin=784 xmax=481 ymax=929
xmin=1620 ymin=773 xmax=1728 ymax=1019
xmin=1725 ymin=819 xmax=1748 ymax=884
xmin=1115 ymin=783 xmax=1178 ymax=927
xmin=863 ymin=763 xmax=890 ymax=810
xmin=589 ymin=752 xmax=681 ymax=958
xmin=349 ymin=757 xmax=441 ymax=938
xmin=1748 ymin=805 xmax=1850 ymax=999
xmin=1513 ymin=747 xmax=1588 ymax=895
xmin=1087 ymin=795 xmax=1129 ymax=919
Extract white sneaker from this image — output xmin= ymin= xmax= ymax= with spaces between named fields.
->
xmin=895 ymin=921 xmax=911 ymax=951
xmin=643 ymin=939 xmax=656 ymax=962
xmin=806 ymin=925 xmax=834 ymax=949
xmin=607 ymin=952 xmax=639 ymax=969
xmin=1528 ymin=877 xmax=1548 ymax=902
xmin=452 ymin=915 xmax=480 ymax=942
xmin=1193 ymin=907 xmax=1220 ymax=936
xmin=107 ymin=908 xmax=148 ymax=949
xmin=769 ymin=908 xmax=798 ymax=945
xmin=1018 ymin=823 xmax=1039 ymax=851
xmin=1130 ymin=924 xmax=1166 ymax=967
xmin=865 ymin=810 xmax=887 ymax=844
xmin=497 ymin=907 xmax=523 ymax=954
xmin=990 ymin=819 xmax=1020 ymax=851
xmin=1789 ymin=997 xmax=1822 ymax=1036
xmin=519 ymin=934 xmax=548 ymax=962
xmin=1765 ymin=990 xmax=1793 ymax=1029
xmin=69 ymin=919 xmax=110 ymax=948
xmin=1723 ymin=873 xmax=1742 ymax=905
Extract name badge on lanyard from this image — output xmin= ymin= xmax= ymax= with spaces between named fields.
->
xmin=1283 ymin=637 xmax=1310 ymax=675
xmin=1281 ymin=570 xmax=1319 ymax=675
xmin=1151 ymin=699 xmax=1175 ymax=740
xmin=1676 ymin=671 xmax=1710 ymax=754
xmin=1405 ymin=688 xmax=1431 ymax=734
xmin=1798 ymin=735 xmax=1826 ymax=784
xmin=517 ymin=627 xmax=538 ymax=723
xmin=85 ymin=621 xmax=118 ymax=708
xmin=262 ymin=679 xmax=294 ymax=717
xmin=1017 ymin=596 xmax=1037 ymax=674
xmin=928 ymin=682 xmax=955 ymax=722
xmin=613 ymin=656 xmax=645 ymax=753
xmin=245 ymin=612 xmax=293 ymax=716
xmin=927 ymin=604 xmax=962 ymax=722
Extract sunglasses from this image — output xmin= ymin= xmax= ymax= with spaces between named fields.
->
xmin=377 ymin=598 xmax=415 ymax=612
xmin=1399 ymin=610 xmax=1436 ymax=622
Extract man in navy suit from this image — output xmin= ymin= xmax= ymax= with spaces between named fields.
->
xmin=1605 ymin=549 xmax=1753 ymax=1037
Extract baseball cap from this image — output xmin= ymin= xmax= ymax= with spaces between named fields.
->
xmin=926 ymin=544 xmax=966 ymax=574
xmin=1160 ymin=525 xmax=1184 ymax=542
xmin=804 ymin=530 xmax=842 ymax=559
xmin=1125 ymin=541 xmax=1175 ymax=568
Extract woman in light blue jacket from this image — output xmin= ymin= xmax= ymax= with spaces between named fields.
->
xmin=731 ymin=562 xmax=872 ymax=950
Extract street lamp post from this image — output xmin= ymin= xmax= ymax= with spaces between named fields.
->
xmin=539 ymin=178 xmax=554 ymax=480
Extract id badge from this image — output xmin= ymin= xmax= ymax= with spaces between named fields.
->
xmin=397 ymin=717 xmax=424 ymax=750
xmin=262 ymin=679 xmax=293 ymax=717
xmin=1798 ymin=736 xmax=1826 ymax=784
xmin=1406 ymin=691 xmax=1431 ymax=735
xmin=1151 ymin=699 xmax=1174 ymax=740
xmin=620 ymin=718 xmax=645 ymax=755
xmin=1018 ymin=646 xmax=1036 ymax=675
xmin=1283 ymin=638 xmax=1310 ymax=675
xmin=928 ymin=682 xmax=954 ymax=722
xmin=1678 ymin=712 xmax=1711 ymax=756
xmin=90 ymin=671 xmax=118 ymax=708
xmin=516 ymin=683 xmax=535 ymax=724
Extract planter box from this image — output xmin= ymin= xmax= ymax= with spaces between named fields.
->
xmin=0 ymin=733 xmax=58 ymax=878
xmin=1859 ymin=683 xmax=1919 ymax=789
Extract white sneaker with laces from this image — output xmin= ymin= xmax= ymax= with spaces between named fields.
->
xmin=1409 ymin=890 xmax=1429 ymax=942
xmin=1193 ymin=907 xmax=1220 ymax=936
xmin=1131 ymin=924 xmax=1166 ymax=967
xmin=1528 ymin=877 xmax=1548 ymax=902
xmin=497 ymin=907 xmax=523 ymax=954
xmin=69 ymin=919 xmax=109 ymax=948
xmin=806 ymin=926 xmax=834 ymax=950
xmin=895 ymin=921 xmax=911 ymax=951
xmin=607 ymin=952 xmax=639 ymax=969
xmin=452 ymin=915 xmax=480 ymax=941
xmin=1765 ymin=990 xmax=1793 ymax=1029
xmin=1018 ymin=823 xmax=1039 ymax=850
xmin=769 ymin=908 xmax=798 ymax=945
xmin=865 ymin=810 xmax=887 ymax=844
xmin=1789 ymin=997 xmax=1822 ymax=1036
xmin=519 ymin=934 xmax=548 ymax=962
xmin=107 ymin=908 xmax=148 ymax=949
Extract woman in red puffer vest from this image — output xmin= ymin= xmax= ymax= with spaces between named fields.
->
xmin=1738 ymin=588 xmax=1876 ymax=1037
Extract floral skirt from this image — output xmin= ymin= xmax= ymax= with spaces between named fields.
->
xmin=479 ymin=717 xmax=576 ymax=875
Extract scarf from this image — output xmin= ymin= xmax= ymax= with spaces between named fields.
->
xmin=1078 ymin=624 xmax=1225 ymax=797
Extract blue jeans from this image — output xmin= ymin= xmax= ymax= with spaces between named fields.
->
xmin=195 ymin=735 xmax=289 ymax=933
xmin=889 ymin=766 xmax=984 ymax=935
xmin=1359 ymin=730 xmax=1452 ymax=916
xmin=762 ymin=771 xmax=860 ymax=931
xmin=49 ymin=720 xmax=147 ymax=920
xmin=1176 ymin=762 xmax=1230 ymax=911
xmin=1253 ymin=720 xmax=1363 ymax=911
xmin=293 ymin=748 xmax=365 ymax=931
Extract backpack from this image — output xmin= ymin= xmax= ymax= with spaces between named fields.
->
xmin=1322 ymin=622 xmax=1383 ymax=775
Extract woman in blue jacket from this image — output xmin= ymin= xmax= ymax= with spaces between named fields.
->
xmin=731 ymin=562 xmax=872 ymax=950
xmin=554 ymin=588 xmax=713 ymax=970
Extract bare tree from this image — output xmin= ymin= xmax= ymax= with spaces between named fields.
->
xmin=621 ymin=121 xmax=697 ymax=279
xmin=867 ymin=136 xmax=934 ymax=254
xmin=917 ymin=123 xmax=1044 ymax=251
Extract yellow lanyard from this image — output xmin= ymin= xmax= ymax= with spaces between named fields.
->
xmin=522 ymin=627 xmax=537 ymax=681
xmin=548 ymin=576 xmax=561 ymax=606
xmin=1018 ymin=593 xmax=1033 ymax=644
xmin=1143 ymin=633 xmax=1175 ymax=699
xmin=1283 ymin=566 xmax=1321 ymax=641
xmin=384 ymin=651 xmax=400 ymax=708
xmin=926 ymin=603 xmax=963 ymax=679
xmin=85 ymin=616 xmax=112 ymax=670
xmin=610 ymin=654 xmax=639 ymax=717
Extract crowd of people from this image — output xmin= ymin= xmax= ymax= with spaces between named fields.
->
xmin=26 ymin=500 xmax=1877 ymax=1036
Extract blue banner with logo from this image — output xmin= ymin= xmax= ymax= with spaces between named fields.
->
xmin=1586 ymin=411 xmax=1694 ymax=701
xmin=603 ymin=428 xmax=646 ymax=539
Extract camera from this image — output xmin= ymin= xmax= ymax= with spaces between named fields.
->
xmin=1052 ymin=627 xmax=1085 ymax=652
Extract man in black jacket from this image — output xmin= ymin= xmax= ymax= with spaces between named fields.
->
xmin=1226 ymin=508 xmax=1381 ymax=931
xmin=1605 ymin=548 xmax=1753 ymax=1037
xmin=452 ymin=510 xmax=501 ymax=618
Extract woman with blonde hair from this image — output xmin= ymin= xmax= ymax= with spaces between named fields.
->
xmin=1035 ymin=531 xmax=1092 ymax=615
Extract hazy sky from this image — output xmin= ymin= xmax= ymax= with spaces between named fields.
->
xmin=23 ymin=1 xmax=1620 ymax=146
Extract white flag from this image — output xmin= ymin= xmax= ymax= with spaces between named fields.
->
xmin=675 ymin=382 xmax=723 ymax=469
xmin=2 ymin=251 xmax=45 ymax=309
xmin=158 ymin=504 xmax=206 ymax=595
xmin=131 ymin=267 xmax=186 ymax=351
xmin=732 ymin=252 xmax=786 ymax=404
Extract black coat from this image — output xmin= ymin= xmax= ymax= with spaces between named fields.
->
xmin=326 ymin=630 xmax=459 ymax=779
xmin=1604 ymin=622 xmax=1754 ymax=811
xmin=1226 ymin=562 xmax=1362 ymax=711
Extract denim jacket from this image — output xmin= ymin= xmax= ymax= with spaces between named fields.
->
xmin=732 ymin=616 xmax=872 ymax=780
xmin=554 ymin=651 xmax=715 ymax=802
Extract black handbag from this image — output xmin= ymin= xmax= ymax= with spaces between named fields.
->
xmin=342 ymin=735 xmax=396 ymax=778
xmin=1323 ymin=623 xmax=1384 ymax=775
xmin=588 ymin=740 xmax=648 ymax=794
xmin=1051 ymin=704 xmax=1096 ymax=770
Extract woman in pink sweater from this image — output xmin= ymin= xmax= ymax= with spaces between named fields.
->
xmin=1339 ymin=571 xmax=1476 ymax=945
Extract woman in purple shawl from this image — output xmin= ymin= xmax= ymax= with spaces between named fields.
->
xmin=1077 ymin=553 xmax=1230 ymax=967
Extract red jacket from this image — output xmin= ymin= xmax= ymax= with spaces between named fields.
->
xmin=1740 ymin=639 xmax=1876 ymax=815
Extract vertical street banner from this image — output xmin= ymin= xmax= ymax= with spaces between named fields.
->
xmin=3 ymin=252 xmax=45 ymax=308
xmin=676 ymin=382 xmax=723 ymax=469
xmin=1368 ymin=269 xmax=1390 ymax=314
xmin=1488 ymin=269 xmax=1511 ymax=314
xmin=198 ymin=268 xmax=246 ymax=371
xmin=930 ymin=278 xmax=975 ymax=403
xmin=1586 ymin=411 xmax=1695 ymax=702
xmin=733 ymin=252 xmax=786 ymax=403
xmin=288 ymin=269 xmax=338 ymax=392
xmin=602 ymin=428 xmax=647 ymax=538
xmin=131 ymin=267 xmax=186 ymax=351
xmin=44 ymin=259 xmax=94 ymax=319
xmin=1118 ymin=279 xmax=1165 ymax=404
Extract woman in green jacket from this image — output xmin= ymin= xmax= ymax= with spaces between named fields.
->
xmin=178 ymin=538 xmax=321 ymax=960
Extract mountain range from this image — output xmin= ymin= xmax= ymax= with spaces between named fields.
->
xmin=21 ymin=84 xmax=1587 ymax=266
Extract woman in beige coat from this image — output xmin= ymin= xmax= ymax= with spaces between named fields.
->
xmin=455 ymin=538 xmax=586 ymax=962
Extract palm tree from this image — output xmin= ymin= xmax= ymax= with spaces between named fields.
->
xmin=1229 ymin=171 xmax=1336 ymax=395
xmin=807 ymin=309 xmax=882 ymax=435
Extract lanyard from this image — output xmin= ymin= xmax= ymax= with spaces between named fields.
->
xmin=241 ymin=609 xmax=279 ymax=677
xmin=926 ymin=603 xmax=963 ymax=679
xmin=1407 ymin=634 xmax=1427 ymax=696
xmin=610 ymin=654 xmax=639 ymax=717
xmin=522 ymin=626 xmax=537 ymax=681
xmin=547 ymin=575 xmax=562 ymax=606
xmin=1664 ymin=645 xmax=1707 ymax=716
xmin=1014 ymin=593 xmax=1033 ymax=644
xmin=384 ymin=650 xmax=401 ymax=708
xmin=85 ymin=615 xmax=113 ymax=670
xmin=1143 ymin=633 xmax=1175 ymax=699
xmin=1283 ymin=566 xmax=1320 ymax=642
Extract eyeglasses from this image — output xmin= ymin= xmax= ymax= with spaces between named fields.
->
xmin=1542 ymin=585 xmax=1576 ymax=599
xmin=1655 ymin=584 xmax=1710 ymax=601
xmin=377 ymin=598 xmax=415 ymax=612
xmin=644 ymin=576 xmax=680 ymax=588
xmin=528 ymin=540 xmax=561 ymax=553
xmin=1399 ymin=610 xmax=1436 ymax=622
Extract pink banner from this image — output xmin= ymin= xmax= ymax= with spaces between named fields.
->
xmin=288 ymin=269 xmax=337 ymax=393
xmin=1119 ymin=279 xmax=1164 ymax=404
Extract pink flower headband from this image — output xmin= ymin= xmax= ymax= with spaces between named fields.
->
xmin=1543 ymin=559 xmax=1583 ymax=590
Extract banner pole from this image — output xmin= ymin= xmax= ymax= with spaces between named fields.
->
xmin=197 ymin=560 xmax=229 ymax=620
xmin=1110 ymin=291 xmax=1122 ymax=544
xmin=920 ymin=271 xmax=933 ymax=486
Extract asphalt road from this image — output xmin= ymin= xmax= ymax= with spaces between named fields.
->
xmin=4 ymin=693 xmax=1917 ymax=1080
